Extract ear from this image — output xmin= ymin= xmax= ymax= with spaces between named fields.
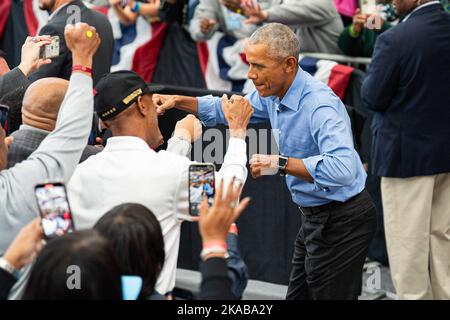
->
xmin=136 ymin=96 xmax=148 ymax=117
xmin=284 ymin=56 xmax=298 ymax=73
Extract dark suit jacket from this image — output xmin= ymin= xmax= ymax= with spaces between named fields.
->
xmin=0 ymin=67 xmax=29 ymax=99
xmin=199 ymin=258 xmax=234 ymax=300
xmin=7 ymin=126 xmax=101 ymax=169
xmin=361 ymin=3 xmax=450 ymax=178
xmin=0 ymin=268 xmax=16 ymax=300
xmin=29 ymin=0 xmax=113 ymax=85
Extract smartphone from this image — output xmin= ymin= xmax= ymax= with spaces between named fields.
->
xmin=35 ymin=182 xmax=75 ymax=239
xmin=0 ymin=104 xmax=8 ymax=131
xmin=359 ymin=0 xmax=378 ymax=14
xmin=189 ymin=163 xmax=215 ymax=216
xmin=39 ymin=36 xmax=60 ymax=60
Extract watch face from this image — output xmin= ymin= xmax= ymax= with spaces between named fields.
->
xmin=279 ymin=156 xmax=288 ymax=167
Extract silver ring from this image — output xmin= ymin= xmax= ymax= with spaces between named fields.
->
xmin=31 ymin=37 xmax=39 ymax=43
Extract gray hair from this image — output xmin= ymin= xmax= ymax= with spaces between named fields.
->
xmin=248 ymin=23 xmax=300 ymax=60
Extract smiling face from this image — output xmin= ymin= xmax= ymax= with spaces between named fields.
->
xmin=245 ymin=42 xmax=297 ymax=99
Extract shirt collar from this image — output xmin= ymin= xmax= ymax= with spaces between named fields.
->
xmin=104 ymin=136 xmax=155 ymax=153
xmin=402 ymin=1 xmax=441 ymax=22
xmin=48 ymin=1 xmax=73 ymax=21
xmin=276 ymin=67 xmax=305 ymax=112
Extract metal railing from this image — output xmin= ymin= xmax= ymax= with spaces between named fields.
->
xmin=301 ymin=52 xmax=372 ymax=67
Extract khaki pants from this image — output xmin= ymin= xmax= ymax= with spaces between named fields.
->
xmin=381 ymin=173 xmax=450 ymax=300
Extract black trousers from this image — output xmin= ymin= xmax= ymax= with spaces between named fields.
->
xmin=286 ymin=189 xmax=377 ymax=300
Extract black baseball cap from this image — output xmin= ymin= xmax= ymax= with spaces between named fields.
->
xmin=94 ymin=71 xmax=164 ymax=121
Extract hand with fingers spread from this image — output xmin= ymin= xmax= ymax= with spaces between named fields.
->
xmin=242 ymin=1 xmax=268 ymax=25
xmin=153 ymin=94 xmax=179 ymax=116
xmin=174 ymin=114 xmax=203 ymax=143
xmin=3 ymin=218 xmax=45 ymax=271
xmin=249 ymin=154 xmax=279 ymax=178
xmin=199 ymin=178 xmax=251 ymax=247
xmin=18 ymin=35 xmax=53 ymax=76
xmin=221 ymin=94 xmax=254 ymax=139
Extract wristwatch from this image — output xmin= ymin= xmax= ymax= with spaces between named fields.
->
xmin=278 ymin=155 xmax=289 ymax=176
xmin=0 ymin=257 xmax=20 ymax=279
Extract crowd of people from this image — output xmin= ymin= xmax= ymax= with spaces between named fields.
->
xmin=0 ymin=0 xmax=449 ymax=301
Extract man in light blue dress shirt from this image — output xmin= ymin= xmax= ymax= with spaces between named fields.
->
xmin=154 ymin=23 xmax=376 ymax=300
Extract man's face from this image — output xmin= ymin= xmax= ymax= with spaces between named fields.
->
xmin=245 ymin=43 xmax=291 ymax=98
xmin=0 ymin=57 xmax=10 ymax=77
xmin=39 ymin=0 xmax=57 ymax=11
xmin=142 ymin=94 xmax=164 ymax=149
xmin=392 ymin=0 xmax=418 ymax=15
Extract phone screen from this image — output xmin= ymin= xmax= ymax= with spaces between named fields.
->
xmin=189 ymin=164 xmax=215 ymax=216
xmin=0 ymin=105 xmax=9 ymax=131
xmin=39 ymin=36 xmax=60 ymax=60
xmin=360 ymin=0 xmax=378 ymax=14
xmin=35 ymin=183 xmax=75 ymax=238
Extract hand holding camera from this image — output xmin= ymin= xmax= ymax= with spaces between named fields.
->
xmin=18 ymin=35 xmax=53 ymax=76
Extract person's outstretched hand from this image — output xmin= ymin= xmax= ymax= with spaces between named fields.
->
xmin=174 ymin=114 xmax=203 ymax=143
xmin=199 ymin=178 xmax=251 ymax=244
xmin=221 ymin=94 xmax=254 ymax=139
xmin=18 ymin=35 xmax=53 ymax=76
xmin=242 ymin=1 xmax=268 ymax=25
xmin=64 ymin=22 xmax=101 ymax=70
xmin=153 ymin=94 xmax=178 ymax=116
xmin=3 ymin=218 xmax=44 ymax=270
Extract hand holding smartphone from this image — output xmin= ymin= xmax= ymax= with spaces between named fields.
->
xmin=34 ymin=182 xmax=75 ymax=239
xmin=359 ymin=0 xmax=378 ymax=14
xmin=39 ymin=36 xmax=60 ymax=60
xmin=189 ymin=163 xmax=215 ymax=217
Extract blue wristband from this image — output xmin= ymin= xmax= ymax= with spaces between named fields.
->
xmin=131 ymin=1 xmax=141 ymax=13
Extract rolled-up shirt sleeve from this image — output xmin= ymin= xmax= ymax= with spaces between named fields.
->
xmin=198 ymin=95 xmax=227 ymax=127
xmin=303 ymin=105 xmax=358 ymax=191
xmin=198 ymin=92 xmax=270 ymax=127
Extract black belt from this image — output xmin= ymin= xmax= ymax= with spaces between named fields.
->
xmin=298 ymin=189 xmax=366 ymax=216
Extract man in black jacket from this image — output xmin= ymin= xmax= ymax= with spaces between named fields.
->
xmin=30 ymin=0 xmax=113 ymax=85
xmin=361 ymin=0 xmax=450 ymax=300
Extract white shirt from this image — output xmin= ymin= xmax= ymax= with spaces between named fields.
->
xmin=67 ymin=135 xmax=248 ymax=295
xmin=402 ymin=1 xmax=441 ymax=22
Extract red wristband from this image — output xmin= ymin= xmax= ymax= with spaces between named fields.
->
xmin=202 ymin=240 xmax=227 ymax=251
xmin=72 ymin=65 xmax=93 ymax=74
xmin=228 ymin=223 xmax=238 ymax=236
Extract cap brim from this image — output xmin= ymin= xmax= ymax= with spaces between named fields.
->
xmin=146 ymin=84 xmax=165 ymax=94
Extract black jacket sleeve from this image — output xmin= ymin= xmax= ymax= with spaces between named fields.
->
xmin=0 ymin=268 xmax=17 ymax=300
xmin=199 ymin=257 xmax=235 ymax=300
xmin=0 ymin=68 xmax=29 ymax=99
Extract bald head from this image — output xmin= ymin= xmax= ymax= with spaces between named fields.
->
xmin=22 ymin=78 xmax=69 ymax=132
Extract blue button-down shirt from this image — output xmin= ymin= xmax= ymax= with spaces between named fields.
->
xmin=198 ymin=67 xmax=366 ymax=207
